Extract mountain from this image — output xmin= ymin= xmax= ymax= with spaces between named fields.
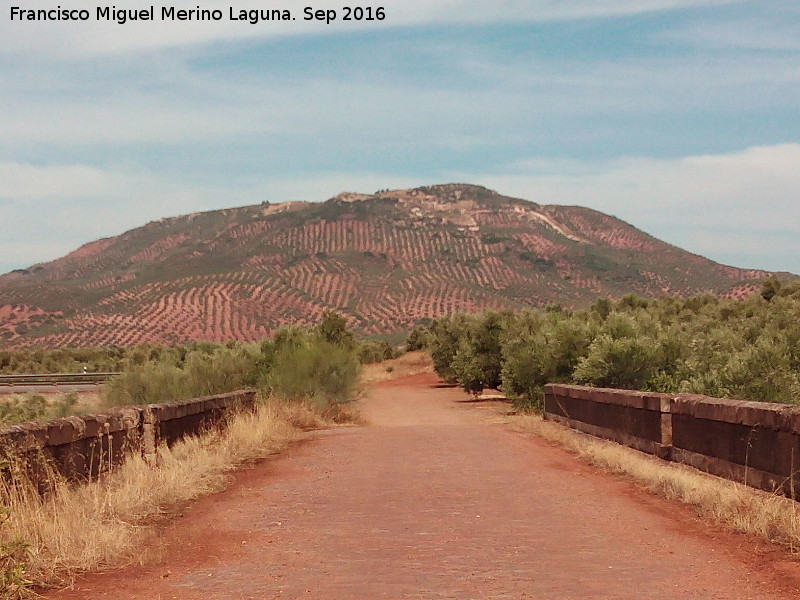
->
xmin=0 ymin=184 xmax=774 ymax=348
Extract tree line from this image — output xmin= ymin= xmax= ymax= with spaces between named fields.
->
xmin=411 ymin=277 xmax=800 ymax=408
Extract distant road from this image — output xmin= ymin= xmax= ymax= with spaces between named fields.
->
xmin=0 ymin=383 xmax=105 ymax=394
xmin=0 ymin=373 xmax=119 ymax=395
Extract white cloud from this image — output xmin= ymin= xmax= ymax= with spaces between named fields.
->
xmin=4 ymin=49 xmax=796 ymax=159
xmin=461 ymin=144 xmax=800 ymax=272
xmin=0 ymin=68 xmax=532 ymax=152
xmin=2 ymin=2 xmax=796 ymax=159
xmin=0 ymin=162 xmax=127 ymax=197
xmin=457 ymin=51 xmax=800 ymax=114
xmin=658 ymin=11 xmax=800 ymax=51
xmin=0 ymin=0 xmax=743 ymax=59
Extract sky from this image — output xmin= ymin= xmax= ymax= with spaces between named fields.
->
xmin=1 ymin=0 xmax=798 ymax=275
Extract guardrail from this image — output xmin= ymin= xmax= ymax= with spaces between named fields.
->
xmin=0 ymin=372 xmax=120 ymax=387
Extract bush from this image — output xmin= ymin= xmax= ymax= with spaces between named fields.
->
xmin=500 ymin=311 xmax=595 ymax=409
xmin=357 ymin=339 xmax=395 ymax=364
xmin=317 ymin=310 xmax=354 ymax=349
xmin=266 ymin=338 xmax=360 ymax=408
xmin=428 ymin=316 xmax=469 ymax=383
xmin=450 ymin=311 xmax=506 ymax=394
xmin=573 ymin=334 xmax=661 ymax=389
xmin=0 ymin=395 xmax=47 ymax=426
xmin=183 ymin=345 xmax=263 ymax=396
xmin=405 ymin=325 xmax=432 ymax=351
xmin=104 ymin=362 xmax=189 ymax=407
xmin=50 ymin=392 xmax=80 ymax=419
xmin=0 ymin=393 xmax=83 ymax=426
xmin=100 ymin=309 xmax=373 ymax=409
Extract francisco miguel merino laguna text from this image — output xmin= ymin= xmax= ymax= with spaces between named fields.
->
xmin=9 ymin=5 xmax=387 ymax=25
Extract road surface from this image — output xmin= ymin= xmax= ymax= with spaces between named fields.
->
xmin=47 ymin=373 xmax=800 ymax=599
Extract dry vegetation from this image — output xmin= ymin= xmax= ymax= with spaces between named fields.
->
xmin=512 ymin=414 xmax=800 ymax=551
xmin=0 ymin=399 xmax=358 ymax=597
xmin=359 ymin=350 xmax=434 ymax=384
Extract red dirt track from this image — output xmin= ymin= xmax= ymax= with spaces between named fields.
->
xmin=47 ymin=373 xmax=799 ymax=599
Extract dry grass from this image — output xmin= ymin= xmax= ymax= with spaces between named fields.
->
xmin=513 ymin=414 xmax=800 ymax=550
xmin=0 ymin=398 xmax=360 ymax=597
xmin=275 ymin=399 xmax=365 ymax=430
xmin=359 ymin=350 xmax=433 ymax=384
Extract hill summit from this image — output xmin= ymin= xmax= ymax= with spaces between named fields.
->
xmin=0 ymin=183 xmax=770 ymax=348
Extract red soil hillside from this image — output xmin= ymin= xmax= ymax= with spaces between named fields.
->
xmin=0 ymin=184 xmax=777 ymax=348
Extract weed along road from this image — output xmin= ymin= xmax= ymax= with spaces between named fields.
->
xmin=48 ymin=373 xmax=799 ymax=599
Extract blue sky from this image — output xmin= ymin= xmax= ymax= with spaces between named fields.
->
xmin=1 ymin=0 xmax=798 ymax=274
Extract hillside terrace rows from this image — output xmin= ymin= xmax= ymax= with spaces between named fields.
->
xmin=1 ymin=250 xmax=757 ymax=348
xmin=512 ymin=233 xmax=568 ymax=260
xmin=557 ymin=210 xmax=660 ymax=252
xmin=0 ymin=186 xmax=773 ymax=348
xmin=7 ymin=206 xmax=730 ymax=296
xmin=129 ymin=233 xmax=192 ymax=264
xmin=1 ymin=264 xmax=529 ymax=347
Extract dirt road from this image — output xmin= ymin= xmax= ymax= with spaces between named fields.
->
xmin=48 ymin=373 xmax=799 ymax=599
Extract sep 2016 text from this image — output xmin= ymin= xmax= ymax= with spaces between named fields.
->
xmin=7 ymin=5 xmax=387 ymax=26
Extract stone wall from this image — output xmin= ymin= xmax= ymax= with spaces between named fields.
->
xmin=544 ymin=384 xmax=800 ymax=499
xmin=0 ymin=390 xmax=256 ymax=489
xmin=542 ymin=384 xmax=670 ymax=458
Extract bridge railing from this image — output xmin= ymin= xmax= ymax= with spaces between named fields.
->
xmin=544 ymin=384 xmax=800 ymax=500
xmin=0 ymin=389 xmax=257 ymax=490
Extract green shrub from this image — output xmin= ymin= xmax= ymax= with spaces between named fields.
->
xmin=183 ymin=345 xmax=263 ymax=396
xmin=0 ymin=395 xmax=47 ymax=426
xmin=451 ymin=339 xmax=486 ymax=395
xmin=266 ymin=338 xmax=360 ymax=407
xmin=404 ymin=325 xmax=432 ymax=351
xmin=573 ymin=334 xmax=661 ymax=389
xmin=50 ymin=392 xmax=80 ymax=419
xmin=500 ymin=311 xmax=595 ymax=409
xmin=430 ymin=280 xmax=800 ymax=407
xmin=357 ymin=339 xmax=395 ymax=364
xmin=0 ymin=392 xmax=84 ymax=426
xmin=428 ymin=316 xmax=469 ymax=383
xmin=98 ymin=316 xmax=366 ymax=408
xmin=450 ymin=311 xmax=506 ymax=394
xmin=317 ymin=310 xmax=354 ymax=349
xmin=104 ymin=362 xmax=188 ymax=407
